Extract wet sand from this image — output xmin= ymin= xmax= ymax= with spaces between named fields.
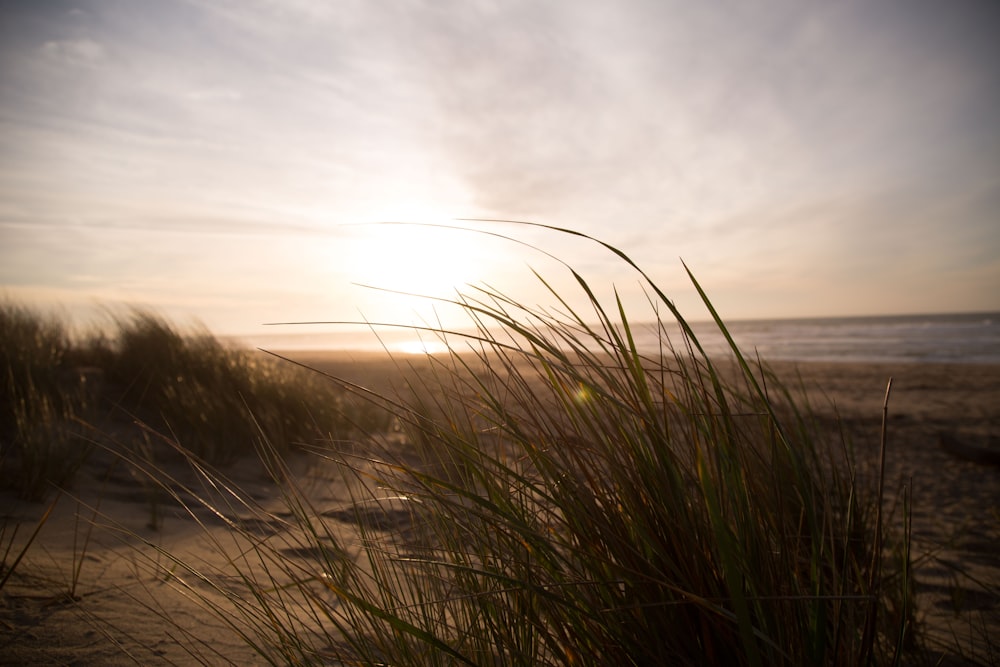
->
xmin=2 ymin=355 xmax=997 ymax=665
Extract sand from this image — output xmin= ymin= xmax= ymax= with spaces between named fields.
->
xmin=1 ymin=355 xmax=997 ymax=665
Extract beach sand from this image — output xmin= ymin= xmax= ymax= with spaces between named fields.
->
xmin=2 ymin=354 xmax=997 ymax=665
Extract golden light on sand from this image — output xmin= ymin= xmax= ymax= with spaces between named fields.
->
xmin=391 ymin=339 xmax=449 ymax=355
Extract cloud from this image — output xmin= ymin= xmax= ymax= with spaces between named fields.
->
xmin=183 ymin=88 xmax=243 ymax=102
xmin=40 ymin=38 xmax=105 ymax=64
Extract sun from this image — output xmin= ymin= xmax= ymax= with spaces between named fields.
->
xmin=344 ymin=219 xmax=495 ymax=303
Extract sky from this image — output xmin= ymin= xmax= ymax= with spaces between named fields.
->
xmin=2 ymin=0 xmax=999 ymax=340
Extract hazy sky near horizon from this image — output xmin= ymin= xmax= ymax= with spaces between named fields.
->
xmin=2 ymin=0 xmax=999 ymax=337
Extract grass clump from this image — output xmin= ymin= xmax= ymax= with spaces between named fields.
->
xmin=0 ymin=306 xmax=380 ymax=499
xmin=103 ymin=311 xmax=374 ymax=464
xmin=0 ymin=305 xmax=93 ymax=500
xmin=145 ymin=226 xmax=913 ymax=665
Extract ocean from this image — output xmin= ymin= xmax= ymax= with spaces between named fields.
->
xmin=643 ymin=312 xmax=1000 ymax=364
xmin=238 ymin=312 xmax=1000 ymax=365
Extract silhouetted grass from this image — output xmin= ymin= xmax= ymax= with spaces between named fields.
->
xmin=127 ymin=226 xmax=914 ymax=665
xmin=0 ymin=305 xmax=94 ymax=500
xmin=102 ymin=311 xmax=379 ymax=464
xmin=0 ymin=306 xmax=381 ymax=499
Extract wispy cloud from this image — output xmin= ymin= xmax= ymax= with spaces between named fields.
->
xmin=40 ymin=38 xmax=105 ymax=64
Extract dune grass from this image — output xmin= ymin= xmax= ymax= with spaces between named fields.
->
xmin=119 ymin=227 xmax=915 ymax=665
xmin=0 ymin=304 xmax=95 ymax=500
xmin=0 ymin=306 xmax=381 ymax=500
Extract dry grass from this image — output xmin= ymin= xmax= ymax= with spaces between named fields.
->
xmin=1 ymin=306 xmax=384 ymax=500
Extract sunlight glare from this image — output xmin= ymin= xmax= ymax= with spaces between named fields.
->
xmin=345 ymin=216 xmax=494 ymax=300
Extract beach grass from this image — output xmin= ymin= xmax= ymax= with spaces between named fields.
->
xmin=0 ymin=304 xmax=95 ymax=500
xmin=0 ymin=305 xmax=384 ymax=500
xmin=110 ymin=226 xmax=916 ymax=665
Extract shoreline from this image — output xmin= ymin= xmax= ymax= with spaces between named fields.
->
xmin=274 ymin=349 xmax=1000 ymax=422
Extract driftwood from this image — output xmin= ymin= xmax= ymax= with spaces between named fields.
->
xmin=938 ymin=433 xmax=1000 ymax=466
